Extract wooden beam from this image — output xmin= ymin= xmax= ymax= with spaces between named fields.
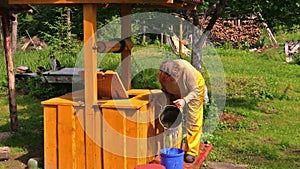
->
xmin=9 ymin=0 xmax=173 ymax=5
xmin=121 ymin=4 xmax=132 ymax=90
xmin=83 ymin=4 xmax=97 ymax=169
xmin=133 ymin=2 xmax=197 ymax=10
xmin=1 ymin=13 xmax=18 ymax=131
xmin=83 ymin=4 xmax=97 ymax=108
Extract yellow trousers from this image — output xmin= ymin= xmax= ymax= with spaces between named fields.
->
xmin=185 ymin=71 xmax=205 ymax=156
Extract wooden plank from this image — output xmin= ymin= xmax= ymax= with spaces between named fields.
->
xmin=83 ymin=4 xmax=97 ymax=169
xmin=125 ymin=104 xmax=156 ymax=168
xmin=137 ymin=105 xmax=148 ymax=164
xmin=9 ymin=0 xmax=174 ymax=5
xmin=121 ymin=4 xmax=132 ymax=90
xmin=138 ymin=104 xmax=157 ymax=163
xmin=41 ymin=90 xmax=85 ymax=106
xmin=94 ymin=108 xmax=102 ymax=169
xmin=57 ymin=105 xmax=75 ymax=169
xmin=74 ymin=107 xmax=86 ymax=169
xmin=44 ymin=105 xmax=58 ymax=169
xmin=96 ymin=71 xmax=129 ymax=99
xmin=144 ymin=104 xmax=157 ymax=161
xmin=102 ymin=108 xmax=126 ymax=169
xmin=100 ymin=89 xmax=150 ymax=109
xmin=125 ymin=109 xmax=139 ymax=168
xmin=149 ymin=90 xmax=165 ymax=155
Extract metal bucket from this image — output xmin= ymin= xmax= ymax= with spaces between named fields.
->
xmin=159 ymin=105 xmax=183 ymax=148
xmin=159 ymin=105 xmax=183 ymax=130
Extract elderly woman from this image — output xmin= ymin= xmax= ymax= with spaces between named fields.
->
xmin=158 ymin=59 xmax=205 ymax=163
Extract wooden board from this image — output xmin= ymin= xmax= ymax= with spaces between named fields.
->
xmin=44 ymin=105 xmax=58 ymax=169
xmin=78 ymin=70 xmax=129 ymax=99
xmin=97 ymin=71 xmax=129 ymax=99
xmin=57 ymin=105 xmax=75 ymax=169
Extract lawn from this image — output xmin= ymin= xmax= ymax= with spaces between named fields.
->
xmin=0 ymin=30 xmax=299 ymax=168
xmin=205 ymin=47 xmax=300 ymax=168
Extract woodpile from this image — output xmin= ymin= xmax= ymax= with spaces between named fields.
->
xmin=19 ymin=36 xmax=48 ymax=50
xmin=203 ymin=18 xmax=261 ymax=47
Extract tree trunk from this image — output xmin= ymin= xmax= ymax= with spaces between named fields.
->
xmin=190 ymin=0 xmax=227 ymax=71
xmin=67 ymin=8 xmax=71 ymax=37
xmin=191 ymin=10 xmax=204 ymax=73
xmin=191 ymin=0 xmax=227 ymax=104
xmin=201 ymin=0 xmax=228 ymax=46
xmin=0 ymin=17 xmax=2 ymax=51
xmin=2 ymin=14 xmax=18 ymax=131
xmin=11 ymin=13 xmax=18 ymax=54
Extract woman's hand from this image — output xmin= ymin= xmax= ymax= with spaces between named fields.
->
xmin=173 ymin=99 xmax=185 ymax=109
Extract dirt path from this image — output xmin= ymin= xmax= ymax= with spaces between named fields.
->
xmin=205 ymin=161 xmax=248 ymax=169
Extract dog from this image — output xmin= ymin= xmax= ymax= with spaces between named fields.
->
xmin=285 ymin=40 xmax=300 ymax=63
xmin=50 ymin=54 xmax=62 ymax=71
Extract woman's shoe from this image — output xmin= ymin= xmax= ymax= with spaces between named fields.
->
xmin=184 ymin=154 xmax=195 ymax=163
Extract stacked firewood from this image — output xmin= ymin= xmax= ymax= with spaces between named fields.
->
xmin=203 ymin=19 xmax=261 ymax=47
xmin=19 ymin=36 xmax=48 ymax=50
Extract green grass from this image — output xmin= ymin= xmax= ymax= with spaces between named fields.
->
xmin=205 ymin=44 xmax=300 ymax=168
xmin=0 ymin=94 xmax=44 ymax=169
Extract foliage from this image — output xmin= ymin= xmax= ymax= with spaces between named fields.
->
xmin=16 ymin=77 xmax=72 ymax=100
xmin=41 ymin=7 xmax=82 ymax=58
xmin=202 ymin=98 xmax=221 ymax=143
xmin=200 ymin=0 xmax=300 ymax=31
xmin=131 ymin=68 xmax=161 ymax=89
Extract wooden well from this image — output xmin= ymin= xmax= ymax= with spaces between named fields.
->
xmin=42 ymin=88 xmax=165 ymax=169
xmin=7 ymin=1 xmax=202 ymax=168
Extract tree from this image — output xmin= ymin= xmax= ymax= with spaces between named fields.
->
xmin=11 ymin=13 xmax=18 ymax=54
xmin=189 ymin=0 xmax=227 ymax=73
xmin=224 ymin=0 xmax=300 ymax=31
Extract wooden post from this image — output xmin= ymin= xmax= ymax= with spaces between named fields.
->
xmin=160 ymin=24 xmax=164 ymax=47
xmin=121 ymin=4 xmax=132 ymax=90
xmin=2 ymin=13 xmax=18 ymax=131
xmin=11 ymin=13 xmax=17 ymax=54
xmin=179 ymin=20 xmax=183 ymax=57
xmin=142 ymin=20 xmax=146 ymax=44
xmin=83 ymin=4 xmax=98 ymax=169
xmin=0 ymin=18 xmax=2 ymax=51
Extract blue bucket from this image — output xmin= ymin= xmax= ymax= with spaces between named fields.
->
xmin=160 ymin=148 xmax=184 ymax=169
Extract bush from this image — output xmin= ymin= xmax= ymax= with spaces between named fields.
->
xmin=16 ymin=77 xmax=72 ymax=100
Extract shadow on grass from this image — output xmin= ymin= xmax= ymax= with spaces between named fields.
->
xmin=0 ymin=94 xmax=44 ymax=167
xmin=225 ymin=97 xmax=261 ymax=113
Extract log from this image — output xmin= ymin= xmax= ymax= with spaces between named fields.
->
xmin=257 ymin=12 xmax=277 ymax=44
xmin=96 ymin=38 xmax=133 ymax=53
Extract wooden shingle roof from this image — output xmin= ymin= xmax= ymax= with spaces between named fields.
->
xmin=8 ymin=0 xmax=202 ymax=10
